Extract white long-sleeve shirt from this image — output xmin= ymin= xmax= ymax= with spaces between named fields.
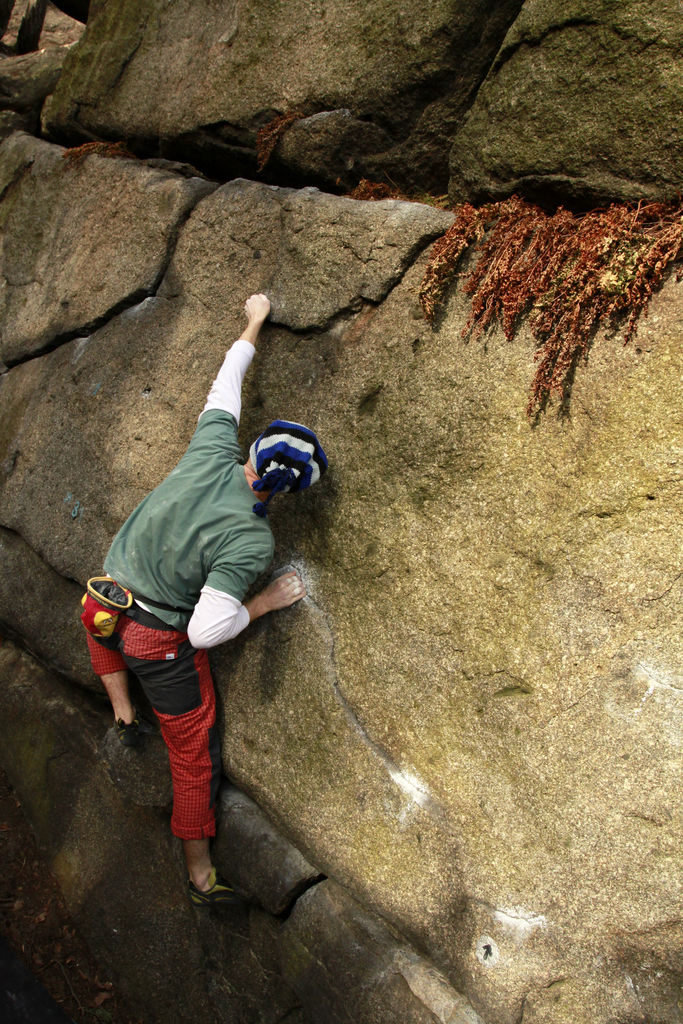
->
xmin=141 ymin=338 xmax=258 ymax=649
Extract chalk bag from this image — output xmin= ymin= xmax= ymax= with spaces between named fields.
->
xmin=80 ymin=576 xmax=133 ymax=638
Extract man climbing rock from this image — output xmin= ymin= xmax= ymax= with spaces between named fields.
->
xmin=81 ymin=293 xmax=327 ymax=907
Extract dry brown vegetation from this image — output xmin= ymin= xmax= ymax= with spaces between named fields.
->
xmin=62 ymin=141 xmax=136 ymax=168
xmin=347 ymin=178 xmax=406 ymax=201
xmin=256 ymin=111 xmax=304 ymax=172
xmin=419 ymin=195 xmax=683 ymax=415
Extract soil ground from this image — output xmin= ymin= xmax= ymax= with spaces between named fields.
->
xmin=0 ymin=766 xmax=140 ymax=1024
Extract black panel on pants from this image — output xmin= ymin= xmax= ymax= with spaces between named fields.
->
xmin=123 ymin=639 xmax=202 ymax=716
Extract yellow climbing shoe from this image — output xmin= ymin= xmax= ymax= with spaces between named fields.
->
xmin=188 ymin=867 xmax=245 ymax=908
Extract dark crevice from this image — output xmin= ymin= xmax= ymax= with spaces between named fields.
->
xmin=275 ymin=873 xmax=327 ymax=921
xmin=492 ymin=18 xmax=602 ymax=74
xmin=0 ymin=0 xmax=13 ymax=39
xmin=0 ymin=523 xmax=84 ymax=590
xmin=4 ymin=285 xmax=158 ymax=368
xmin=44 ymin=112 xmax=640 ymax=216
xmin=3 ymin=177 xmax=218 ymax=368
xmin=15 ymin=0 xmax=48 ymax=55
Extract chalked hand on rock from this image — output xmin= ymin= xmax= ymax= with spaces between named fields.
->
xmin=244 ymin=293 xmax=271 ymax=323
xmin=243 ymin=570 xmax=307 ymax=621
xmin=255 ymin=571 xmax=307 ymax=614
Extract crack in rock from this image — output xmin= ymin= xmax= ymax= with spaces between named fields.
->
xmin=276 ymin=873 xmax=327 ymax=921
xmin=0 ymin=135 xmax=218 ymax=366
xmin=5 ymin=286 xmax=162 ymax=368
xmin=493 ymin=17 xmax=602 ymax=73
xmin=641 ymin=572 xmax=682 ymax=603
xmin=394 ymin=949 xmax=487 ymax=1024
xmin=280 ymin=561 xmax=454 ymax=834
xmin=4 ymin=177 xmax=218 ymax=368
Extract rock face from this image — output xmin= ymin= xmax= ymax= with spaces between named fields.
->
xmin=0 ymin=133 xmax=681 ymax=1024
xmin=37 ymin=0 xmax=683 ymax=203
xmin=1 ymin=1 xmax=682 ymax=1019
xmin=0 ymin=2 xmax=84 ymax=139
xmin=41 ymin=0 xmax=525 ymax=192
xmin=0 ymin=639 xmax=482 ymax=1024
xmin=448 ymin=0 xmax=683 ymax=205
xmin=0 ymin=132 xmax=215 ymax=365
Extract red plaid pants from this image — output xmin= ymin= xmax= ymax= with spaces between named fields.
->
xmin=87 ymin=607 xmax=221 ymax=840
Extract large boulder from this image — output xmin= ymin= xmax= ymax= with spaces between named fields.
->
xmin=0 ymin=132 xmax=215 ymax=365
xmin=41 ymin=0 xmax=524 ymax=192
xmin=0 ymin=639 xmax=482 ymax=1024
xmin=449 ymin=0 xmax=683 ymax=205
xmin=0 ymin=46 xmax=70 ymax=136
xmin=0 ymin=146 xmax=680 ymax=1023
xmin=217 ymin=263 xmax=683 ymax=1024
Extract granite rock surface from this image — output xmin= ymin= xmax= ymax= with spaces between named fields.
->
xmin=448 ymin=0 xmax=683 ymax=205
xmin=0 ymin=137 xmax=680 ymax=1023
xmin=40 ymin=0 xmax=524 ymax=193
xmin=0 ymin=132 xmax=215 ymax=365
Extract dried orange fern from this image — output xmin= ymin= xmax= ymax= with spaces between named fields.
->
xmin=347 ymin=179 xmax=407 ymax=201
xmin=419 ymin=196 xmax=683 ymax=414
xmin=256 ymin=111 xmax=304 ymax=172
xmin=346 ymin=179 xmax=450 ymax=207
xmin=62 ymin=141 xmax=136 ymax=168
xmin=418 ymin=202 xmax=490 ymax=322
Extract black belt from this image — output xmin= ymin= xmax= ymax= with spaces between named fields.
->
xmin=127 ymin=601 xmax=180 ymax=630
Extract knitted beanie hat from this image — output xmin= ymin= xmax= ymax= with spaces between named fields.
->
xmin=249 ymin=420 xmax=328 ymax=517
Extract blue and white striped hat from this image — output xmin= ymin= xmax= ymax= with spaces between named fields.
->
xmin=249 ymin=420 xmax=328 ymax=517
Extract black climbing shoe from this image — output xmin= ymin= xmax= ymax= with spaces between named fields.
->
xmin=188 ymin=868 xmax=245 ymax=908
xmin=116 ymin=712 xmax=141 ymax=748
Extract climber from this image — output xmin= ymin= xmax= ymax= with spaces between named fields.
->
xmin=81 ymin=293 xmax=327 ymax=908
